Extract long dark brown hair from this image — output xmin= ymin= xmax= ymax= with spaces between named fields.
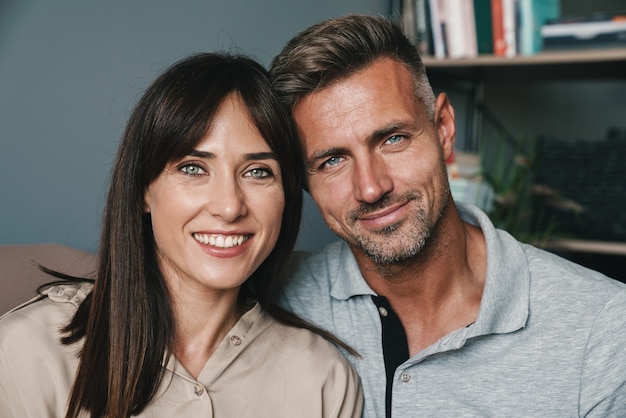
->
xmin=56 ymin=52 xmax=347 ymax=418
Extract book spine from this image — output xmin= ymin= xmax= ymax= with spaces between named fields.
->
xmin=428 ymin=0 xmax=447 ymax=58
xmin=491 ymin=0 xmax=506 ymax=56
xmin=519 ymin=0 xmax=560 ymax=55
xmin=463 ymin=0 xmax=479 ymax=57
xmin=443 ymin=0 xmax=465 ymax=58
xmin=474 ymin=0 xmax=494 ymax=54
xmin=502 ymin=0 xmax=517 ymax=57
xmin=416 ymin=0 xmax=433 ymax=55
xmin=443 ymin=0 xmax=478 ymax=59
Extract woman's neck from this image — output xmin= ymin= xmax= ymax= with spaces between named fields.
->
xmin=170 ymin=287 xmax=243 ymax=379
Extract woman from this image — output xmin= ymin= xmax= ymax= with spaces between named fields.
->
xmin=0 ymin=53 xmax=362 ymax=417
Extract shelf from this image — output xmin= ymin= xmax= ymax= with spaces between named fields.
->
xmin=540 ymin=238 xmax=626 ymax=256
xmin=423 ymin=48 xmax=626 ymax=82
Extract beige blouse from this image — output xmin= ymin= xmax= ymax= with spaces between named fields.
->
xmin=0 ymin=282 xmax=363 ymax=417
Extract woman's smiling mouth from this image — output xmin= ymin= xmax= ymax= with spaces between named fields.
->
xmin=193 ymin=233 xmax=251 ymax=248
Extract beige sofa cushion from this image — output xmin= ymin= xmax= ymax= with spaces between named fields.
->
xmin=0 ymin=244 xmax=96 ymax=315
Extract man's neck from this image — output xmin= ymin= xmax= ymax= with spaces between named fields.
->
xmin=355 ymin=204 xmax=487 ymax=356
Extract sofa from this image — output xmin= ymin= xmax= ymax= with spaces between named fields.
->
xmin=0 ymin=244 xmax=96 ymax=315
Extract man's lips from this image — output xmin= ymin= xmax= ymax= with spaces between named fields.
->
xmin=356 ymin=201 xmax=410 ymax=228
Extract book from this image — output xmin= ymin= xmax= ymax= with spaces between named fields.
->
xmin=462 ymin=0 xmax=479 ymax=58
xmin=474 ymin=0 xmax=494 ymax=54
xmin=443 ymin=0 xmax=478 ymax=59
xmin=491 ymin=0 xmax=507 ymax=56
xmin=416 ymin=0 xmax=434 ymax=55
xmin=501 ymin=0 xmax=517 ymax=57
xmin=518 ymin=0 xmax=560 ymax=55
xmin=428 ymin=0 xmax=447 ymax=58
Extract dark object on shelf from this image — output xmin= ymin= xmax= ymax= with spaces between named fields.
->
xmin=534 ymin=128 xmax=626 ymax=242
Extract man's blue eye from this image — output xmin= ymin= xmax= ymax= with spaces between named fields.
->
xmin=387 ymin=135 xmax=403 ymax=144
xmin=325 ymin=157 xmax=341 ymax=167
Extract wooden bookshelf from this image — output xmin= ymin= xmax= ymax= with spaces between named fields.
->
xmin=540 ymin=238 xmax=626 ymax=256
xmin=423 ymin=48 xmax=626 ymax=256
xmin=423 ymin=48 xmax=626 ymax=81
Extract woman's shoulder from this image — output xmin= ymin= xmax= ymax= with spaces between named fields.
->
xmin=0 ymin=281 xmax=92 ymax=344
xmin=0 ymin=282 xmax=90 ymax=418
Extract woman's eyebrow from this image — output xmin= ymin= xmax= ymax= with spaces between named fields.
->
xmin=188 ymin=149 xmax=215 ymax=159
xmin=187 ymin=150 xmax=278 ymax=161
xmin=243 ymin=151 xmax=278 ymax=161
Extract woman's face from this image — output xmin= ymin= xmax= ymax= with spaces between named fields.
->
xmin=144 ymin=93 xmax=285 ymax=298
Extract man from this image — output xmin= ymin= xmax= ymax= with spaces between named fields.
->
xmin=270 ymin=14 xmax=626 ymax=418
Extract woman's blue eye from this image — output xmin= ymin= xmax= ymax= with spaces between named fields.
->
xmin=247 ymin=168 xmax=273 ymax=178
xmin=180 ymin=164 xmax=203 ymax=175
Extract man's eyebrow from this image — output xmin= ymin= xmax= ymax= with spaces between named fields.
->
xmin=369 ymin=122 xmax=407 ymax=143
xmin=307 ymin=147 xmax=348 ymax=169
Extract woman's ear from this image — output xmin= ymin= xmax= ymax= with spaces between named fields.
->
xmin=434 ymin=92 xmax=456 ymax=161
xmin=144 ymin=189 xmax=152 ymax=214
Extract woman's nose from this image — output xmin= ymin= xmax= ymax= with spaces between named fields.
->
xmin=206 ymin=177 xmax=248 ymax=222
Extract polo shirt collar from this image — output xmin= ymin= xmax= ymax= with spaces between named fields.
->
xmin=328 ymin=241 xmax=376 ymax=300
xmin=328 ymin=203 xmax=530 ymax=337
xmin=457 ymin=203 xmax=530 ymax=337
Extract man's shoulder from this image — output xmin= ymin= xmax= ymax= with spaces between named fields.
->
xmin=522 ymin=243 xmax=626 ymax=316
xmin=523 ymin=243 xmax=625 ymax=291
xmin=284 ymin=241 xmax=348 ymax=284
xmin=279 ymin=241 xmax=361 ymax=321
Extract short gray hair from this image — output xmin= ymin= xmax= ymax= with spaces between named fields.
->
xmin=270 ymin=13 xmax=436 ymax=121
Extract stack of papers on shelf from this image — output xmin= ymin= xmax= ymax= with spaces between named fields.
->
xmin=447 ymin=150 xmax=494 ymax=212
xmin=541 ymin=13 xmax=626 ymax=50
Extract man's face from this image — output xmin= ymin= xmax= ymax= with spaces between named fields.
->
xmin=293 ymin=58 xmax=456 ymax=266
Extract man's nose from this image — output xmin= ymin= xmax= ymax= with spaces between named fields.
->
xmin=352 ymin=154 xmax=393 ymax=203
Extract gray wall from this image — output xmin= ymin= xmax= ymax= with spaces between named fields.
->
xmin=0 ymin=0 xmax=388 ymax=252
xmin=2 ymin=1 xmax=624 ymax=253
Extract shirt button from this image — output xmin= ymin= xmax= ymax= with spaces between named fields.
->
xmin=378 ymin=307 xmax=389 ymax=317
xmin=400 ymin=372 xmax=411 ymax=383
xmin=229 ymin=335 xmax=242 ymax=346
xmin=57 ymin=289 xmax=65 ymax=296
xmin=193 ymin=384 xmax=205 ymax=397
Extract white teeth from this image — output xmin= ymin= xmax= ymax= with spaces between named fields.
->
xmin=193 ymin=233 xmax=249 ymax=248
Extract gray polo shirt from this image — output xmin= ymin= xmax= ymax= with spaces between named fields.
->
xmin=279 ymin=203 xmax=626 ymax=417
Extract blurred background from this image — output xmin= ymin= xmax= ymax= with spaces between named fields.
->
xmin=1 ymin=0 xmax=624 ymax=280
xmin=0 ymin=0 xmax=390 ymax=252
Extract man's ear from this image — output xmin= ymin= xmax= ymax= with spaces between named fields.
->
xmin=434 ymin=92 xmax=456 ymax=161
